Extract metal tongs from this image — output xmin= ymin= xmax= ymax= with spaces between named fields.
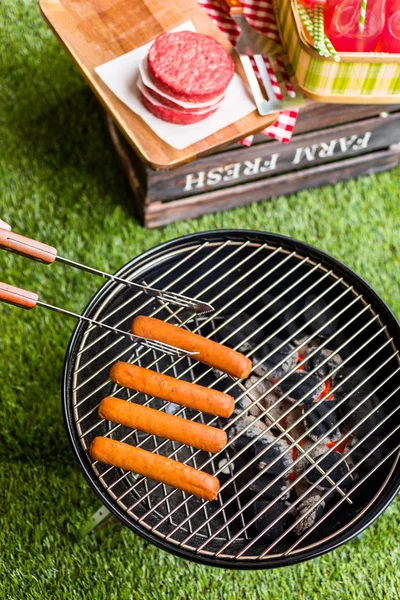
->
xmin=0 ymin=223 xmax=213 ymax=314
xmin=0 ymin=281 xmax=196 ymax=357
xmin=0 ymin=221 xmax=210 ymax=357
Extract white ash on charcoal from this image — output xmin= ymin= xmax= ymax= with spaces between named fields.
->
xmin=212 ymin=367 xmax=225 ymax=379
xmin=276 ymin=370 xmax=324 ymax=404
xmin=249 ymin=473 xmax=290 ymax=502
xmin=235 ymin=390 xmax=263 ymax=418
xmin=333 ymin=367 xmax=385 ymax=438
xmin=293 ymin=476 xmax=332 ymax=515
xmin=291 ymin=335 xmax=310 ymax=357
xmin=303 ymin=398 xmax=341 ymax=443
xmin=228 ymin=412 xmax=272 ymax=455
xmin=252 ymin=499 xmax=293 ymax=539
xmin=288 ymin=336 xmax=343 ymax=380
xmin=217 ymin=457 xmax=234 ymax=475
xmin=264 ymin=397 xmax=295 ymax=435
xmin=164 ymin=402 xmax=182 ymax=415
xmin=228 ymin=409 xmax=294 ymax=476
xmin=292 ymin=438 xmax=329 ymax=477
xmin=304 ymin=450 xmax=353 ymax=492
xmin=265 ymin=393 xmax=293 ymax=425
xmin=253 ymin=336 xmax=298 ymax=380
xmin=307 ymin=346 xmax=343 ymax=379
xmin=243 ymin=375 xmax=290 ymax=424
xmin=293 ymin=494 xmax=326 ymax=536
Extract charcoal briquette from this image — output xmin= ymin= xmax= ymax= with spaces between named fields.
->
xmin=256 ymin=336 xmax=297 ymax=380
xmin=302 ymin=295 xmax=338 ymax=337
xmin=346 ymin=435 xmax=388 ymax=475
xmin=235 ymin=391 xmax=263 ymax=417
xmin=252 ymin=499 xmax=293 ymax=538
xmin=333 ymin=367 xmax=385 ymax=437
xmin=227 ymin=414 xmax=287 ymax=469
xmin=339 ymin=392 xmax=384 ymax=438
xmin=277 ymin=371 xmax=324 ymax=404
xmin=307 ymin=347 xmax=343 ymax=379
xmin=303 ymin=399 xmax=341 ymax=442
xmin=305 ymin=451 xmax=353 ymax=491
xmin=293 ymin=495 xmax=325 ymax=535
xmin=254 ymin=438 xmax=293 ymax=476
xmin=228 ymin=414 xmax=270 ymax=455
xmin=333 ymin=366 xmax=371 ymax=391
xmin=243 ymin=376 xmax=289 ymax=423
xmin=214 ymin=312 xmax=263 ymax=354
xmin=249 ymin=474 xmax=290 ymax=501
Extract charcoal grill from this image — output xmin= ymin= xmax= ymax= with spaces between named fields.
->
xmin=63 ymin=230 xmax=400 ymax=569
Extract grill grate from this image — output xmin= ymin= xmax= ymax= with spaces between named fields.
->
xmin=65 ymin=233 xmax=400 ymax=564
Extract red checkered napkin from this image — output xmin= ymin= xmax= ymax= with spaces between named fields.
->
xmin=197 ymin=0 xmax=299 ymax=144
xmin=242 ymin=0 xmax=281 ymax=40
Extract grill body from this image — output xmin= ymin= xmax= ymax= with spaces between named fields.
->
xmin=62 ymin=230 xmax=400 ymax=569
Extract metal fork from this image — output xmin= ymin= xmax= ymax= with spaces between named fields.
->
xmin=0 ymin=281 xmax=197 ymax=357
xmin=0 ymin=223 xmax=213 ymax=314
xmin=224 ymin=0 xmax=304 ymax=115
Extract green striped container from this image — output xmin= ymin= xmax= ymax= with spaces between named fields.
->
xmin=273 ymin=0 xmax=400 ymax=103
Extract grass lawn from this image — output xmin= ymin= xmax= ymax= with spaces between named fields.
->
xmin=1 ymin=1 xmax=400 ymax=598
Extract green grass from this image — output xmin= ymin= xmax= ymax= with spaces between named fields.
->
xmin=1 ymin=1 xmax=400 ymax=598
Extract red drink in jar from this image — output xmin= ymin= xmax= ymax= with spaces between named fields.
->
xmin=327 ymin=0 xmax=386 ymax=52
xmin=381 ymin=0 xmax=400 ymax=51
xmin=324 ymin=0 xmax=339 ymax=28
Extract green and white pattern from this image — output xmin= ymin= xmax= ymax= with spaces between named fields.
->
xmin=323 ymin=34 xmax=341 ymax=62
xmin=297 ymin=2 xmax=340 ymax=62
xmin=359 ymin=0 xmax=367 ymax=33
xmin=313 ymin=5 xmax=329 ymax=56
xmin=297 ymin=3 xmax=314 ymax=38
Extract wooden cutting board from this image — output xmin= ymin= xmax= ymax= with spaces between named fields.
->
xmin=39 ymin=0 xmax=277 ymax=170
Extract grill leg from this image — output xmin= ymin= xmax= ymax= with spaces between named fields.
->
xmin=76 ymin=506 xmax=114 ymax=540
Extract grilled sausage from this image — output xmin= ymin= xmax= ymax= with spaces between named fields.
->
xmin=99 ymin=396 xmax=227 ymax=453
xmin=131 ymin=316 xmax=253 ymax=379
xmin=89 ymin=437 xmax=220 ymax=501
xmin=110 ymin=362 xmax=234 ymax=418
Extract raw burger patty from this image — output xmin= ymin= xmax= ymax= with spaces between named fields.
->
xmin=148 ymin=31 xmax=235 ymax=103
xmin=138 ymin=75 xmax=225 ymax=113
xmin=141 ymin=93 xmax=218 ymax=124
xmin=142 ymin=80 xmax=225 ymax=112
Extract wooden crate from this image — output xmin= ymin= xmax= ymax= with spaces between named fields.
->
xmin=106 ymin=102 xmax=400 ymax=228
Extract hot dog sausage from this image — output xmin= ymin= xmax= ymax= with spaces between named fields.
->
xmin=89 ymin=436 xmax=220 ymax=501
xmin=110 ymin=362 xmax=234 ymax=418
xmin=99 ymin=396 xmax=227 ymax=453
xmin=131 ymin=316 xmax=252 ymax=379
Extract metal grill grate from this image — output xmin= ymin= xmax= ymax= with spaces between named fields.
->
xmin=65 ymin=232 xmax=400 ymax=564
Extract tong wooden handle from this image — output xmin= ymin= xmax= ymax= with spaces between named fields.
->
xmin=224 ymin=0 xmax=244 ymax=15
xmin=0 ymin=282 xmax=38 ymax=309
xmin=0 ymin=229 xmax=57 ymax=264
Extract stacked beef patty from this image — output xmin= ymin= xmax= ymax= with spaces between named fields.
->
xmin=139 ymin=31 xmax=235 ymax=125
